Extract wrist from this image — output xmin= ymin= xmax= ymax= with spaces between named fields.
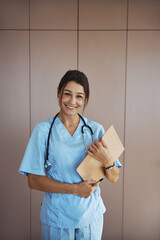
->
xmin=104 ymin=161 xmax=115 ymax=171
xmin=72 ymin=183 xmax=78 ymax=195
xmin=103 ymin=158 xmax=114 ymax=168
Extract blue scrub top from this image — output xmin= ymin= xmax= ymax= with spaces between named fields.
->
xmin=19 ymin=115 xmax=122 ymax=228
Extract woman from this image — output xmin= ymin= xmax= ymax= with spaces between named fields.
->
xmin=19 ymin=70 xmax=122 ymax=240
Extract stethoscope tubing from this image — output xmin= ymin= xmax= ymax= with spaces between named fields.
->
xmin=45 ymin=112 xmax=94 ymax=171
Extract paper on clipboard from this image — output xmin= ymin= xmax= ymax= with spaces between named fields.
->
xmin=76 ymin=125 xmax=125 ymax=181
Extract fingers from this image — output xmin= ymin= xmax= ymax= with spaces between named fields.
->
xmin=92 ymin=141 xmax=100 ymax=148
xmin=87 ymin=180 xmax=98 ymax=185
xmin=86 ymin=148 xmax=94 ymax=157
xmin=87 ymin=138 xmax=108 ymax=155
xmin=91 ymin=182 xmax=99 ymax=193
xmin=87 ymin=140 xmax=105 ymax=152
xmin=87 ymin=180 xmax=99 ymax=189
xmin=77 ymin=180 xmax=98 ymax=198
xmin=86 ymin=139 xmax=110 ymax=165
xmin=100 ymin=136 xmax=107 ymax=148
xmin=87 ymin=141 xmax=100 ymax=153
xmin=92 ymin=181 xmax=100 ymax=187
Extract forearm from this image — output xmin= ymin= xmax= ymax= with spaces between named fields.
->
xmin=104 ymin=166 xmax=120 ymax=183
xmin=28 ymin=173 xmax=77 ymax=194
xmin=100 ymin=154 xmax=120 ymax=183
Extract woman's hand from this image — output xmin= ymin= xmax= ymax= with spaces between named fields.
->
xmin=86 ymin=137 xmax=114 ymax=168
xmin=74 ymin=180 xmax=99 ymax=198
xmin=86 ymin=138 xmax=120 ymax=183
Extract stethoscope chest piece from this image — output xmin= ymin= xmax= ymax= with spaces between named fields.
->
xmin=44 ymin=160 xmax=52 ymax=171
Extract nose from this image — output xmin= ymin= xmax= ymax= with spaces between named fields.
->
xmin=70 ymin=95 xmax=76 ymax=104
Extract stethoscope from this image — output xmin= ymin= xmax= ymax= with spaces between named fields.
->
xmin=44 ymin=112 xmax=94 ymax=171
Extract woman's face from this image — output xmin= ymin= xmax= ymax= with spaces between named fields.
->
xmin=58 ymin=81 xmax=85 ymax=116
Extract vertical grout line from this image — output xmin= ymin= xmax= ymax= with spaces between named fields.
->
xmin=122 ymin=0 xmax=129 ymax=240
xmin=77 ymin=0 xmax=79 ymax=70
xmin=28 ymin=0 xmax=32 ymax=239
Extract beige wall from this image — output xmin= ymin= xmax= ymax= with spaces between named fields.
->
xmin=0 ymin=0 xmax=160 ymax=239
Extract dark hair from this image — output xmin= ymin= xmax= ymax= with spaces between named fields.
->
xmin=57 ymin=70 xmax=90 ymax=108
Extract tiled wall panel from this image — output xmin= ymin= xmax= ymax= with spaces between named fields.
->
xmin=128 ymin=0 xmax=160 ymax=29
xmin=30 ymin=0 xmax=77 ymax=29
xmin=79 ymin=31 xmax=126 ymax=239
xmin=124 ymin=31 xmax=160 ymax=240
xmin=0 ymin=0 xmax=29 ymax=29
xmin=0 ymin=31 xmax=30 ymax=239
xmin=79 ymin=0 xmax=127 ymax=29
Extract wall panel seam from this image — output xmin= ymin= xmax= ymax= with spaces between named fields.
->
xmin=77 ymin=0 xmax=79 ymax=70
xmin=122 ymin=0 xmax=129 ymax=239
xmin=29 ymin=0 xmax=32 ymax=239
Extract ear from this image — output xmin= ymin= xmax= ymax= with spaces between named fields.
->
xmin=84 ymin=98 xmax=87 ymax=107
xmin=57 ymin=88 xmax=62 ymax=107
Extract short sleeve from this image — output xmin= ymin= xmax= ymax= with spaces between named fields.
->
xmin=115 ymin=159 xmax=122 ymax=168
xmin=19 ymin=123 xmax=47 ymax=176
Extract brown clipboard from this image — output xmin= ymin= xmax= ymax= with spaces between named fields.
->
xmin=76 ymin=125 xmax=125 ymax=181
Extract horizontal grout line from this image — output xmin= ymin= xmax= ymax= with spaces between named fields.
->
xmin=0 ymin=29 xmax=160 ymax=32
xmin=0 ymin=29 xmax=76 ymax=31
xmin=76 ymin=29 xmax=160 ymax=31
xmin=126 ymin=29 xmax=160 ymax=31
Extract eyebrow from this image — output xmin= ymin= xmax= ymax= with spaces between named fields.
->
xmin=64 ymin=89 xmax=84 ymax=95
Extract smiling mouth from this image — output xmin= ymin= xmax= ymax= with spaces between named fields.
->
xmin=65 ymin=104 xmax=77 ymax=109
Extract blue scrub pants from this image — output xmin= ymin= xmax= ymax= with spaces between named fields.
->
xmin=41 ymin=215 xmax=103 ymax=240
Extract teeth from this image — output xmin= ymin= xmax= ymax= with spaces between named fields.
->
xmin=66 ymin=105 xmax=76 ymax=109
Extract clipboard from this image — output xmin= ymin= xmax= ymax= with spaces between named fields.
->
xmin=76 ymin=125 xmax=125 ymax=181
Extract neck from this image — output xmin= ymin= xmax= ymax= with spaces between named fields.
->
xmin=58 ymin=111 xmax=80 ymax=128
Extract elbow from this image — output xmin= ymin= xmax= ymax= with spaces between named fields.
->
xmin=110 ymin=175 xmax=119 ymax=183
xmin=28 ymin=174 xmax=37 ymax=190
xmin=105 ymin=173 xmax=119 ymax=183
xmin=110 ymin=167 xmax=120 ymax=183
xmin=28 ymin=176 xmax=33 ymax=189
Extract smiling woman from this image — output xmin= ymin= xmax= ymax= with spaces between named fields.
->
xmin=59 ymin=81 xmax=85 ymax=118
xmin=57 ymin=70 xmax=90 ymax=109
xmin=19 ymin=70 xmax=122 ymax=240
xmin=58 ymin=82 xmax=85 ymax=135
